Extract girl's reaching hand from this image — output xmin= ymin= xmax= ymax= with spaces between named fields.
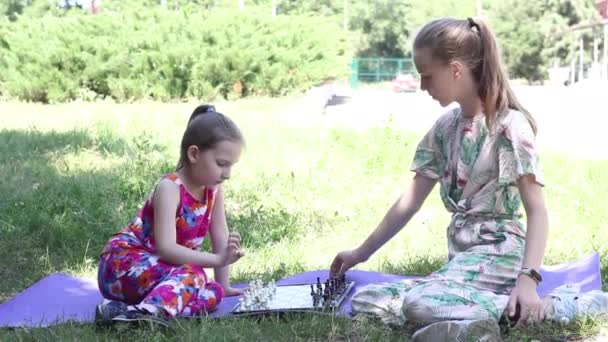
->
xmin=330 ymin=249 xmax=364 ymax=277
xmin=507 ymin=275 xmax=544 ymax=326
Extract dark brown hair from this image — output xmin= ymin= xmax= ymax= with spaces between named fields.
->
xmin=176 ymin=104 xmax=244 ymax=170
xmin=414 ymin=17 xmax=537 ymax=134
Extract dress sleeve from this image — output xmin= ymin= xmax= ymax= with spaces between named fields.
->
xmin=410 ymin=117 xmax=446 ymax=180
xmin=497 ymin=111 xmax=544 ymax=186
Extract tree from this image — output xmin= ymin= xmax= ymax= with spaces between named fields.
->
xmin=348 ymin=0 xmax=410 ymax=57
xmin=1 ymin=0 xmax=29 ymax=20
xmin=486 ymin=0 xmax=600 ymax=82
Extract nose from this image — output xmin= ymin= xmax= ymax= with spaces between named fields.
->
xmin=419 ymin=78 xmax=427 ymax=91
xmin=222 ymin=168 xmax=231 ymax=180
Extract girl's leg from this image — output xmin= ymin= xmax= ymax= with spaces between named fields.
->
xmin=181 ymin=281 xmax=225 ymax=317
xmin=98 ymin=248 xmax=172 ymax=304
xmin=351 ymin=279 xmax=419 ymax=326
xmin=352 ymin=278 xmax=506 ymax=340
xmin=139 ymin=263 xmax=223 ymax=318
xmin=401 ymin=280 xmax=510 ymax=325
xmin=97 ymin=247 xmax=172 ymax=325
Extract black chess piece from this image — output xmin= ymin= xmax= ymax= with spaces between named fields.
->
xmin=336 ymin=276 xmax=343 ymax=290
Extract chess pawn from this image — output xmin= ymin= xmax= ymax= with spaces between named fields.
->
xmin=243 ymin=297 xmax=252 ymax=309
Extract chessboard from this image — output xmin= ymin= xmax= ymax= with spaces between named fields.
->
xmin=231 ymin=275 xmax=355 ymax=315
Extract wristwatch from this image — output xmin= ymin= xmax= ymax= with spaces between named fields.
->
xmin=519 ymin=267 xmax=542 ymax=284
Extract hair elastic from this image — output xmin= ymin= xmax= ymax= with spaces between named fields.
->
xmin=467 ymin=17 xmax=481 ymax=32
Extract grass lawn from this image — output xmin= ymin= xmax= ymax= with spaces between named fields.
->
xmin=1 ymin=97 xmax=607 ymax=341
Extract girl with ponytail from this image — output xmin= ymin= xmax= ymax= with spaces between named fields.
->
xmin=96 ymin=105 xmax=246 ymax=327
xmin=331 ymin=17 xmax=606 ymax=340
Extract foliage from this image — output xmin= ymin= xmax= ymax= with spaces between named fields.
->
xmin=487 ymin=0 xmax=600 ymax=82
xmin=0 ymin=4 xmax=348 ymax=102
xmin=0 ymin=0 xmax=604 ymax=98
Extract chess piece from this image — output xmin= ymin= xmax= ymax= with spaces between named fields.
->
xmin=240 ymin=279 xmax=276 ymax=311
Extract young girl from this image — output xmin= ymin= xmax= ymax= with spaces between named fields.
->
xmin=96 ymin=105 xmax=245 ymax=326
xmin=330 ymin=17 xmax=607 ymax=340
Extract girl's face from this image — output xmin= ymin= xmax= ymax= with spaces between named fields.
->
xmin=414 ymin=48 xmax=463 ymax=107
xmin=186 ymin=140 xmax=242 ymax=189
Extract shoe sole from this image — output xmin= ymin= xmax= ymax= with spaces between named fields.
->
xmin=412 ymin=319 xmax=502 ymax=342
xmin=112 ymin=315 xmax=171 ymax=329
xmin=95 ymin=304 xmax=111 ymax=328
xmin=458 ymin=319 xmax=502 ymax=342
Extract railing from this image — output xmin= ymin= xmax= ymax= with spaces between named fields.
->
xmin=350 ymin=58 xmax=416 ymax=87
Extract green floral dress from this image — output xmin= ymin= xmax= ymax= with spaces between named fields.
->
xmin=351 ymin=108 xmax=543 ymax=326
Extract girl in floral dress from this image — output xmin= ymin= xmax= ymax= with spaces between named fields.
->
xmin=330 ymin=17 xmax=608 ymax=341
xmin=96 ymin=105 xmax=245 ymax=326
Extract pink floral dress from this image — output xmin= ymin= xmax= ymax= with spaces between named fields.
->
xmin=98 ymin=173 xmax=224 ymax=317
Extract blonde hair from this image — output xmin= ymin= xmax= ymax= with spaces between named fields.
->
xmin=414 ymin=17 xmax=537 ymax=134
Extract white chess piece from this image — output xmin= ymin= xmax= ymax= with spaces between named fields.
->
xmin=240 ymin=279 xmax=276 ymax=311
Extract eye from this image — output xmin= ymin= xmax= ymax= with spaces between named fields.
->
xmin=217 ymin=160 xmax=230 ymax=167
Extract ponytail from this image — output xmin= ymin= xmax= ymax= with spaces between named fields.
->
xmin=473 ymin=18 xmax=538 ymax=134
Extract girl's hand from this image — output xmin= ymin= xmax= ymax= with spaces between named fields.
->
xmin=507 ymin=275 xmax=544 ymax=326
xmin=219 ymin=232 xmax=244 ymax=266
xmin=224 ymin=286 xmax=246 ymax=297
xmin=330 ymin=249 xmax=365 ymax=277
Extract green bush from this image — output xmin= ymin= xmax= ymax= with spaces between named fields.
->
xmin=0 ymin=6 xmax=349 ymax=102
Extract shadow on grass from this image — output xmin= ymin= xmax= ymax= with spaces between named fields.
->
xmin=0 ymin=127 xmax=169 ymax=302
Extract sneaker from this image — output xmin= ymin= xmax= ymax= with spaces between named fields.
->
xmin=111 ymin=307 xmax=171 ymax=328
xmin=95 ymin=300 xmax=128 ymax=327
xmin=547 ymin=284 xmax=608 ymax=324
xmin=411 ymin=319 xmax=502 ymax=342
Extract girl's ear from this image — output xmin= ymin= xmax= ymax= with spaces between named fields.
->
xmin=449 ymin=60 xmax=465 ymax=80
xmin=186 ymin=145 xmax=200 ymax=164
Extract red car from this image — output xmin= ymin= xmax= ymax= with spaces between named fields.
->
xmin=392 ymin=73 xmax=418 ymax=92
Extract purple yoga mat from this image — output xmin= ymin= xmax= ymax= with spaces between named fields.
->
xmin=0 ymin=253 xmax=602 ymax=328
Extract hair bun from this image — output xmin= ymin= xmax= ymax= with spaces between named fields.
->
xmin=189 ymin=104 xmax=217 ymax=123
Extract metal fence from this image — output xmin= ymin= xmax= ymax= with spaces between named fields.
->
xmin=350 ymin=58 xmax=416 ymax=87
